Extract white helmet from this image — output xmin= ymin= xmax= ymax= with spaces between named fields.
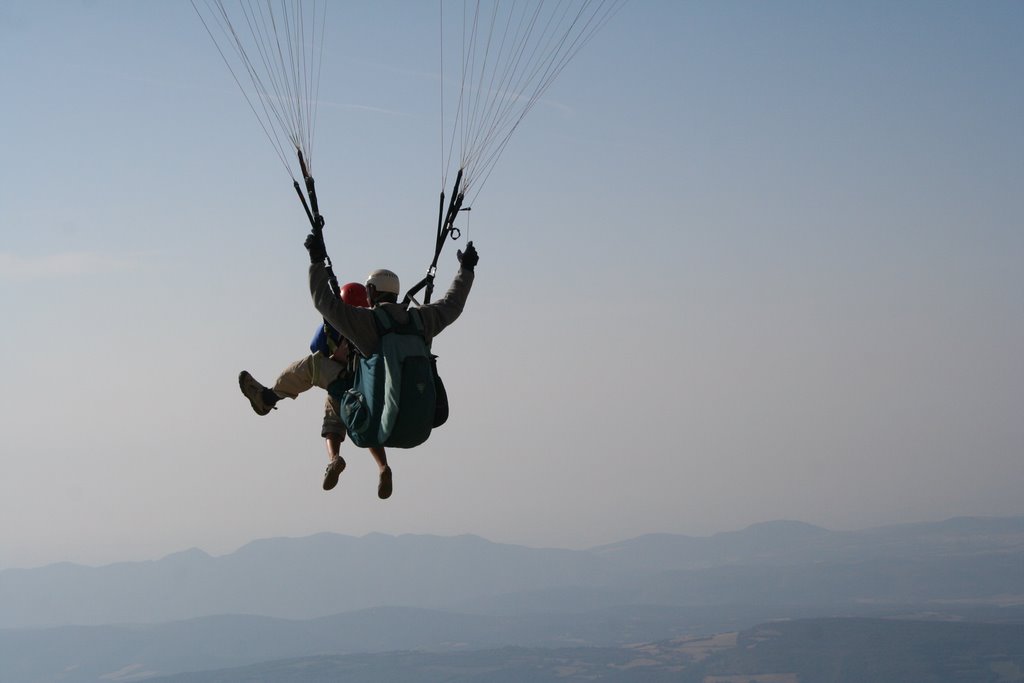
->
xmin=365 ymin=268 xmax=400 ymax=295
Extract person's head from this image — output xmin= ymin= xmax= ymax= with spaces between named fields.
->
xmin=365 ymin=269 xmax=400 ymax=305
xmin=331 ymin=283 xmax=369 ymax=362
xmin=339 ymin=282 xmax=370 ymax=308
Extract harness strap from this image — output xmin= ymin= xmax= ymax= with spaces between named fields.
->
xmin=373 ymin=306 xmax=426 ymax=337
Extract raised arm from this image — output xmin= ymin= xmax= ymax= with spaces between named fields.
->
xmin=306 ymin=233 xmax=380 ymax=356
xmin=419 ymin=242 xmax=478 ymax=340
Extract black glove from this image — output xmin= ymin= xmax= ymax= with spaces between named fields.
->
xmin=457 ymin=241 xmax=479 ymax=270
xmin=304 ymin=231 xmax=327 ymax=264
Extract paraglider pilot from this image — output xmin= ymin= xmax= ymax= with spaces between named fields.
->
xmin=238 ymin=282 xmax=392 ymax=498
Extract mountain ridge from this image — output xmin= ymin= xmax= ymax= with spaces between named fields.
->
xmin=2 ymin=515 xmax=1022 ymax=629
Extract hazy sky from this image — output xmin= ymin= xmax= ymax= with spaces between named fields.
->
xmin=2 ymin=1 xmax=1022 ymax=570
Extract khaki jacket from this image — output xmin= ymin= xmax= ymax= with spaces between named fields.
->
xmin=309 ymin=263 xmax=475 ymax=357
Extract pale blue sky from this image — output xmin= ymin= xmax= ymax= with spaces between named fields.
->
xmin=1 ymin=1 xmax=1022 ymax=569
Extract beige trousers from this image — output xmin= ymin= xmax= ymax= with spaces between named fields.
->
xmin=272 ymin=352 xmax=347 ymax=437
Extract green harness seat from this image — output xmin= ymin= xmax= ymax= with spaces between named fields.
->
xmin=332 ymin=308 xmax=437 ymax=449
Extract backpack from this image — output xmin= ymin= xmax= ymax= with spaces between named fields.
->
xmin=335 ymin=307 xmax=443 ymax=449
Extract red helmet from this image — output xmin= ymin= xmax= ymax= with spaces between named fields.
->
xmin=339 ymin=282 xmax=370 ymax=308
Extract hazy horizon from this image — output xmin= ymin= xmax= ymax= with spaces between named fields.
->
xmin=5 ymin=512 xmax=1022 ymax=573
xmin=2 ymin=2 xmax=1022 ymax=570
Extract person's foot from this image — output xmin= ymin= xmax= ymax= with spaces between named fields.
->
xmin=238 ymin=371 xmax=277 ymax=416
xmin=323 ymin=457 xmax=346 ymax=491
xmin=378 ymin=466 xmax=393 ymax=500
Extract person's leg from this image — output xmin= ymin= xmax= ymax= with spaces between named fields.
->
xmin=369 ymin=447 xmax=388 ymax=471
xmin=325 ymin=433 xmax=344 ymax=462
xmin=321 ymin=395 xmax=347 ymax=491
xmin=322 ymin=395 xmax=391 ymax=499
xmin=273 ymin=352 xmax=344 ymax=398
xmin=240 ymin=353 xmax=345 ymax=416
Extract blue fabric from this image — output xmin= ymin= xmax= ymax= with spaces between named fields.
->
xmin=309 ymin=323 xmax=342 ymax=356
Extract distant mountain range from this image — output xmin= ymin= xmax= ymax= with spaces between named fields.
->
xmin=2 ymin=515 xmax=1023 ymax=683
xmin=2 ymin=516 xmax=1022 ymax=629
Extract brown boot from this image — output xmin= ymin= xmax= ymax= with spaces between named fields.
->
xmin=323 ymin=457 xmax=346 ymax=491
xmin=238 ymin=371 xmax=277 ymax=416
xmin=378 ymin=466 xmax=393 ymax=500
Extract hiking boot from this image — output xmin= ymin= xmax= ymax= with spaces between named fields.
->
xmin=238 ymin=371 xmax=277 ymax=416
xmin=378 ymin=466 xmax=393 ymax=500
xmin=323 ymin=457 xmax=346 ymax=491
